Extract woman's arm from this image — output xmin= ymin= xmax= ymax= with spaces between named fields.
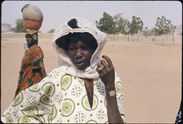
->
xmin=97 ymin=55 xmax=125 ymax=124
xmin=106 ymin=91 xmax=124 ymax=123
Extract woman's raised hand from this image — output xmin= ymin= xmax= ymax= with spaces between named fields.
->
xmin=97 ymin=55 xmax=115 ymax=90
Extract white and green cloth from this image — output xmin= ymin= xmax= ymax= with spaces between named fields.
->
xmin=1 ymin=67 xmax=125 ymax=123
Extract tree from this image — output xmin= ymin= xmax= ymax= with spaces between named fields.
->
xmin=2 ymin=23 xmax=12 ymax=32
xmin=155 ymin=16 xmax=171 ymax=35
xmin=142 ymin=27 xmax=157 ymax=41
xmin=143 ymin=27 xmax=156 ymax=37
xmin=128 ymin=16 xmax=143 ymax=35
xmin=122 ymin=21 xmax=131 ymax=41
xmin=96 ymin=13 xmax=144 ymax=42
xmin=155 ymin=16 xmax=176 ymax=43
xmin=155 ymin=16 xmax=173 ymax=35
xmin=113 ymin=13 xmax=129 ymax=35
xmin=143 ymin=27 xmax=150 ymax=37
xmin=14 ymin=19 xmax=26 ymax=33
xmin=96 ymin=12 xmax=116 ymax=34
xmin=170 ymin=25 xmax=176 ymax=47
xmin=127 ymin=16 xmax=143 ymax=41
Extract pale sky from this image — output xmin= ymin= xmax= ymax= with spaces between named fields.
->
xmin=1 ymin=1 xmax=182 ymax=32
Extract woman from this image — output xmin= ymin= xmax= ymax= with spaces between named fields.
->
xmin=15 ymin=33 xmax=46 ymax=97
xmin=1 ymin=18 xmax=125 ymax=123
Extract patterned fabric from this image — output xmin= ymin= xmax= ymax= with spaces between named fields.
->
xmin=1 ymin=67 xmax=125 ymax=123
xmin=15 ymin=44 xmax=45 ymax=96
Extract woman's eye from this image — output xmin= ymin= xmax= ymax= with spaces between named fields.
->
xmin=81 ymin=46 xmax=90 ymax=50
xmin=68 ymin=47 xmax=76 ymax=51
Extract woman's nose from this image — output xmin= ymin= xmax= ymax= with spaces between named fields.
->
xmin=75 ymin=49 xmax=82 ymax=59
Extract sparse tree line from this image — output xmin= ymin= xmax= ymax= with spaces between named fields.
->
xmin=96 ymin=12 xmax=177 ymax=41
xmin=2 ymin=12 xmax=178 ymax=39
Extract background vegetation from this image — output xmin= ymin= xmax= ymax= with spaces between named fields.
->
xmin=2 ymin=12 xmax=179 ymax=43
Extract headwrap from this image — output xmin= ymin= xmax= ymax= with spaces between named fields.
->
xmin=53 ymin=17 xmax=107 ymax=79
xmin=31 ymin=32 xmax=38 ymax=41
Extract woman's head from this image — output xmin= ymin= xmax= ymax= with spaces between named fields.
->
xmin=56 ymin=32 xmax=98 ymax=70
xmin=25 ymin=33 xmax=38 ymax=47
xmin=53 ymin=17 xmax=106 ymax=78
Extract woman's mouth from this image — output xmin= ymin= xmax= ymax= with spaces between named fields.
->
xmin=73 ymin=59 xmax=90 ymax=70
xmin=74 ymin=61 xmax=88 ymax=70
xmin=75 ymin=61 xmax=85 ymax=66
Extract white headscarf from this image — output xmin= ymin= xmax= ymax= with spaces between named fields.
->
xmin=53 ymin=17 xmax=107 ymax=79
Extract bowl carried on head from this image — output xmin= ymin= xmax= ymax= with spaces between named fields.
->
xmin=21 ymin=4 xmax=43 ymax=34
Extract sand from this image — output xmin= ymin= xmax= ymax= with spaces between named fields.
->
xmin=1 ymin=33 xmax=182 ymax=123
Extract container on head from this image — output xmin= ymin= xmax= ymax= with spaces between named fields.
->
xmin=21 ymin=4 xmax=43 ymax=31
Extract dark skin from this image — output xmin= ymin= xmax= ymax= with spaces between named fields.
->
xmin=67 ymin=40 xmax=94 ymax=70
xmin=67 ymin=40 xmax=124 ymax=124
xmin=25 ymin=34 xmax=36 ymax=48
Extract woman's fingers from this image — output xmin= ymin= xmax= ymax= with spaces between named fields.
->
xmin=97 ymin=63 xmax=103 ymax=72
xmin=97 ymin=55 xmax=114 ymax=77
xmin=101 ymin=60 xmax=109 ymax=72
xmin=102 ymin=55 xmax=113 ymax=69
xmin=97 ymin=55 xmax=115 ymax=86
xmin=96 ymin=64 xmax=104 ymax=77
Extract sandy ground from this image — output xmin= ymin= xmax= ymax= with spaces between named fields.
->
xmin=1 ymin=33 xmax=182 ymax=123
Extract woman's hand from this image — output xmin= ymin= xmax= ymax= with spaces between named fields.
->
xmin=96 ymin=55 xmax=115 ymax=91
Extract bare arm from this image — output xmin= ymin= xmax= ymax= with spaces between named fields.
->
xmin=97 ymin=55 xmax=125 ymax=124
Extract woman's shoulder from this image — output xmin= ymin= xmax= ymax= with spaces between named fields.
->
xmin=37 ymin=66 xmax=66 ymax=85
xmin=26 ymin=45 xmax=42 ymax=53
xmin=47 ymin=66 xmax=66 ymax=77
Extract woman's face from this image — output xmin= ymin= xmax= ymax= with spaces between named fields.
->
xmin=67 ymin=40 xmax=95 ymax=70
xmin=25 ymin=34 xmax=35 ymax=47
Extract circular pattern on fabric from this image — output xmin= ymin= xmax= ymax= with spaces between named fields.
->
xmin=18 ymin=116 xmax=32 ymax=123
xmin=22 ymin=106 xmax=38 ymax=116
xmin=82 ymin=94 xmax=98 ymax=111
xmin=42 ymin=82 xmax=55 ymax=96
xmin=61 ymin=75 xmax=72 ymax=90
xmin=61 ymin=98 xmax=75 ymax=117
xmin=12 ymin=92 xmax=23 ymax=106
xmin=48 ymin=105 xmax=57 ymax=122
xmin=29 ymin=83 xmax=40 ymax=92
xmin=40 ymin=95 xmax=51 ymax=106
xmin=116 ymin=81 xmax=122 ymax=94
xmin=86 ymin=120 xmax=97 ymax=123
xmin=5 ymin=113 xmax=13 ymax=123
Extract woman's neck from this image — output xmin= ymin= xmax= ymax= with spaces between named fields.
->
xmin=28 ymin=43 xmax=37 ymax=48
